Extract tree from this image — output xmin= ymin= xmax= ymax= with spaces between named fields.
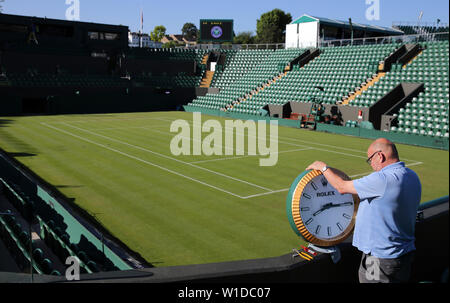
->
xmin=233 ymin=31 xmax=256 ymax=45
xmin=256 ymin=9 xmax=292 ymax=44
xmin=162 ymin=41 xmax=184 ymax=49
xmin=181 ymin=22 xmax=198 ymax=41
xmin=150 ymin=25 xmax=166 ymax=42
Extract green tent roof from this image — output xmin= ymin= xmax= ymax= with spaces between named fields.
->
xmin=291 ymin=14 xmax=404 ymax=36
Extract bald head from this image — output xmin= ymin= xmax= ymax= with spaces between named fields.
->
xmin=368 ymin=138 xmax=400 ymax=170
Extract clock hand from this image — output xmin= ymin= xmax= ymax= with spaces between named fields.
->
xmin=313 ymin=203 xmax=333 ymax=216
xmin=328 ymin=202 xmax=353 ymax=208
xmin=313 ymin=202 xmax=352 ymax=216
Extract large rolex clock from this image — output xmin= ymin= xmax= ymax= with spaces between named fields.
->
xmin=286 ymin=170 xmax=360 ymax=247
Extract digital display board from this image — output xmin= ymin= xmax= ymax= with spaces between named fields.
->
xmin=199 ymin=19 xmax=233 ymax=42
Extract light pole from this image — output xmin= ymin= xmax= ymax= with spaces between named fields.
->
xmin=349 ymin=18 xmax=354 ymax=46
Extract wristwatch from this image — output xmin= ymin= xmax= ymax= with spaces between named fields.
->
xmin=321 ymin=165 xmax=329 ymax=173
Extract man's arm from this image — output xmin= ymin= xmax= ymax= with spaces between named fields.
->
xmin=306 ymin=161 xmax=357 ymax=195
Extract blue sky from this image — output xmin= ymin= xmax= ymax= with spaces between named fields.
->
xmin=2 ymin=0 xmax=449 ymax=34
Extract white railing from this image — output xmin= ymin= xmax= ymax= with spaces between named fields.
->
xmin=181 ymin=43 xmax=286 ymax=50
xmin=393 ymin=21 xmax=449 ymax=28
xmin=319 ymin=32 xmax=449 ymax=48
xmin=176 ymin=32 xmax=448 ymax=51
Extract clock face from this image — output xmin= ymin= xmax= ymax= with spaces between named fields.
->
xmin=286 ymin=170 xmax=359 ymax=246
xmin=299 ymin=175 xmax=354 ymax=240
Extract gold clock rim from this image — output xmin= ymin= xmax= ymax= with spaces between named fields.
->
xmin=290 ymin=170 xmax=360 ymax=247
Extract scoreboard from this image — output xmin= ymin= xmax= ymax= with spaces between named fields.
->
xmin=199 ymin=20 xmax=233 ymax=42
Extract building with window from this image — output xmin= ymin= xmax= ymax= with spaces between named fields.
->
xmin=161 ymin=34 xmax=197 ymax=46
xmin=286 ymin=14 xmax=404 ymax=49
xmin=128 ymin=32 xmax=162 ymax=48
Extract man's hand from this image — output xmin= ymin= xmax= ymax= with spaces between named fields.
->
xmin=306 ymin=161 xmax=327 ymax=171
xmin=305 ymin=161 xmax=358 ymax=195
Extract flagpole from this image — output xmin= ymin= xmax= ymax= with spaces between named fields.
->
xmin=418 ymin=11 xmax=423 ymax=29
xmin=139 ymin=9 xmax=143 ymax=48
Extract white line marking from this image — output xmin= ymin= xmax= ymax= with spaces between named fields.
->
xmin=189 ymin=147 xmax=313 ymax=164
xmin=41 ymin=123 xmax=247 ymax=199
xmin=240 ymin=162 xmax=425 ymax=199
xmin=51 ymin=115 xmax=423 ymax=164
xmin=95 ymin=117 xmax=425 ymax=176
xmin=154 ymin=118 xmax=378 ymax=160
xmin=272 ymin=134 xmax=422 ymax=163
xmin=47 ymin=117 xmax=173 ymax=125
xmin=42 ymin=116 xmax=426 ymax=200
xmin=241 ymin=188 xmax=291 ymax=199
xmin=155 ymin=117 xmax=424 ymax=164
xmin=60 ymin=122 xmax=273 ymax=192
xmin=405 ymin=162 xmax=424 ymax=168
xmin=146 ymin=127 xmax=248 ymax=155
xmin=90 ymin=125 xmax=170 ymax=131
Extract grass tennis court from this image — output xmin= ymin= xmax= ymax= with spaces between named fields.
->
xmin=0 ymin=111 xmax=448 ymax=267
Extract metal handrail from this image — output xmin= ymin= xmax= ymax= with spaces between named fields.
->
xmin=319 ymin=32 xmax=449 ymax=48
xmin=418 ymin=195 xmax=449 ymax=211
xmin=180 ymin=31 xmax=449 ymax=51
xmin=182 ymin=43 xmax=286 ymax=50
xmin=393 ymin=21 xmax=449 ymax=28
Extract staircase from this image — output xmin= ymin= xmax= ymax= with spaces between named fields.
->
xmin=341 ymin=71 xmax=386 ymax=105
xmin=342 ymin=45 xmax=424 ymax=106
xmin=403 ymin=50 xmax=423 ymax=68
xmin=222 ymin=48 xmax=322 ymax=112
xmin=201 ymin=54 xmax=209 ymax=65
xmin=223 ymin=71 xmax=288 ymax=111
xmin=200 ymin=70 xmax=215 ymax=88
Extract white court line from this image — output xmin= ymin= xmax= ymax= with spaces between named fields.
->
xmin=242 ymin=188 xmax=292 ymax=199
xmin=240 ymin=162 xmax=424 ymax=199
xmin=41 ymin=122 xmax=247 ymax=199
xmin=43 ymin=116 xmax=425 ymax=200
xmin=87 ymin=125 xmax=170 ymax=131
xmin=146 ymin=127 xmax=248 ymax=155
xmin=79 ymin=115 xmax=425 ymax=170
xmin=109 ymin=117 xmax=424 ymax=169
xmin=51 ymin=115 xmax=423 ymax=163
xmin=47 ymin=117 xmax=174 ymax=125
xmin=72 ymin=120 xmax=364 ymax=160
xmin=59 ymin=122 xmax=274 ymax=192
xmin=110 ymin=125 xmax=314 ymax=167
xmin=189 ymin=147 xmax=313 ymax=164
xmin=269 ymin=134 xmax=422 ymax=163
xmin=155 ymin=117 xmax=423 ymax=163
xmin=111 ymin=125 xmax=314 ymax=166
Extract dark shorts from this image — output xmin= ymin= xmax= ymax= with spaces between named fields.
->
xmin=358 ymin=251 xmax=415 ymax=283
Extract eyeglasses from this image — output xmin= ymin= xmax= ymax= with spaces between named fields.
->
xmin=366 ymin=150 xmax=382 ymax=165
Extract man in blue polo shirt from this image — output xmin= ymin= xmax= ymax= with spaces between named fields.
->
xmin=306 ymin=138 xmax=422 ymax=283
